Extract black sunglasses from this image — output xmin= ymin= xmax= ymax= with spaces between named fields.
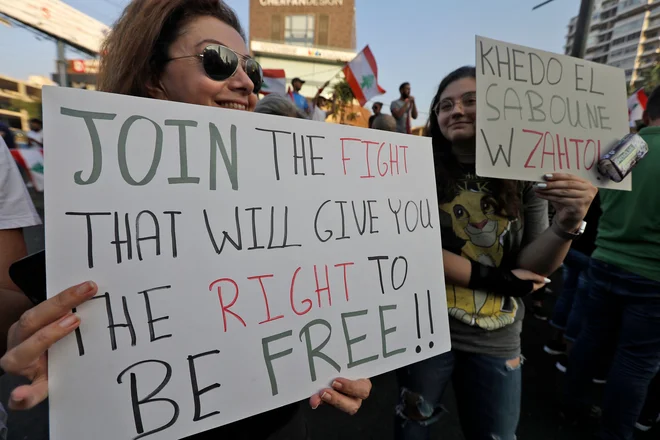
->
xmin=167 ymin=44 xmax=263 ymax=93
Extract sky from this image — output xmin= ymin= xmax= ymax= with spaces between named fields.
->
xmin=0 ymin=0 xmax=578 ymax=122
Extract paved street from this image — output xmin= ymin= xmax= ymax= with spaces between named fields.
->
xmin=16 ymin=190 xmax=658 ymax=440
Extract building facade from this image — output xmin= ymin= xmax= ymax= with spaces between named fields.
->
xmin=0 ymin=74 xmax=53 ymax=131
xmin=565 ymin=0 xmax=660 ymax=87
xmin=249 ymin=0 xmax=357 ymax=98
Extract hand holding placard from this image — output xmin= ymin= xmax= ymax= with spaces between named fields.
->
xmin=309 ymin=377 xmax=372 ymax=414
xmin=0 ymin=281 xmax=98 ymax=410
xmin=533 ymin=173 xmax=598 ymax=232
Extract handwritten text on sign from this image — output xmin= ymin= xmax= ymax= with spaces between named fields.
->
xmin=475 ymin=36 xmax=630 ymax=190
xmin=43 ymin=87 xmax=449 ymax=440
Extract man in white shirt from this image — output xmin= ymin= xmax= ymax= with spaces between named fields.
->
xmin=26 ymin=119 xmax=43 ymax=148
xmin=0 ymin=137 xmax=42 ymax=355
xmin=311 ymin=96 xmax=334 ymax=122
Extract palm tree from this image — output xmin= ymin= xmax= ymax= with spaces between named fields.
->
xmin=632 ymin=63 xmax=660 ymax=94
xmin=330 ymin=79 xmax=358 ymax=124
xmin=644 ymin=63 xmax=660 ymax=92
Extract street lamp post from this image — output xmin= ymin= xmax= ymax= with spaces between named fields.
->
xmin=56 ymin=39 xmax=68 ymax=87
xmin=571 ymin=0 xmax=595 ymax=58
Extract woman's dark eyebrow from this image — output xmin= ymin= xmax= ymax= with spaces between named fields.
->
xmin=439 ymin=91 xmax=476 ymax=104
xmin=196 ymin=39 xmax=225 ymax=48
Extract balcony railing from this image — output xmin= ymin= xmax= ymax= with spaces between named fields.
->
xmin=609 ymin=49 xmax=639 ymax=62
xmin=641 ymin=45 xmax=660 ymax=55
xmin=587 ymin=39 xmax=612 ymax=51
xmin=639 ymin=60 xmax=656 ymax=69
xmin=646 ymin=19 xmax=660 ymax=33
xmin=650 ymin=6 xmax=660 ymax=19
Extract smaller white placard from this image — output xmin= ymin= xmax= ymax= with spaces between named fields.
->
xmin=476 ymin=36 xmax=631 ymax=190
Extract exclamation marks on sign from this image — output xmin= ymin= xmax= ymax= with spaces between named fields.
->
xmin=414 ymin=290 xmax=435 ymax=353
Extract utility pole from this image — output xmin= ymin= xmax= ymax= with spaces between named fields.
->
xmin=533 ymin=0 xmax=595 ymax=59
xmin=56 ymin=39 xmax=68 ymax=87
xmin=571 ymin=0 xmax=595 ymax=58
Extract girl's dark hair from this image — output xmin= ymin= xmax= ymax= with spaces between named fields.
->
xmin=426 ymin=66 xmax=520 ymax=218
xmin=98 ymin=0 xmax=245 ymax=97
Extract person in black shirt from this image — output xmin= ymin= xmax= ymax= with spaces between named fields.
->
xmin=368 ymin=102 xmax=383 ymax=128
xmin=0 ymin=123 xmax=15 ymax=150
xmin=544 ymin=195 xmax=601 ymax=360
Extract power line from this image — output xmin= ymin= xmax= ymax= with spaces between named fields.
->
xmin=285 ymin=66 xmax=341 ymax=82
xmin=0 ymin=13 xmax=96 ymax=58
xmin=1 ymin=14 xmax=57 ymax=45
xmin=532 ymin=0 xmax=556 ymax=11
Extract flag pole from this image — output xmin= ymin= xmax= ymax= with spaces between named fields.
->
xmin=311 ymin=67 xmax=345 ymax=115
xmin=315 ymin=67 xmax=344 ymax=99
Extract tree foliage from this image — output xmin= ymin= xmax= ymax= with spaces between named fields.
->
xmin=632 ymin=63 xmax=660 ymax=95
xmin=330 ymin=79 xmax=358 ymax=124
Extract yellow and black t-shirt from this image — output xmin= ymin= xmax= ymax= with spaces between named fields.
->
xmin=440 ymin=171 xmax=548 ymax=358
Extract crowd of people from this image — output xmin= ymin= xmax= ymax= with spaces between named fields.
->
xmin=0 ymin=118 xmax=43 ymax=151
xmin=542 ymin=97 xmax=660 ymax=438
xmin=0 ymin=0 xmax=658 ymax=440
xmin=285 ymin=68 xmax=420 ymax=135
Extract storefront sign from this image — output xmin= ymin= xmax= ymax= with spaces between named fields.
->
xmin=251 ymin=40 xmax=355 ymax=62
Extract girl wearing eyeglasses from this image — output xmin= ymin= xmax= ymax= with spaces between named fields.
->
xmin=0 ymin=1 xmax=370 ymax=439
xmin=394 ymin=66 xmax=597 ymax=440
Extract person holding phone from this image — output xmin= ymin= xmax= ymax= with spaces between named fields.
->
xmin=0 ymin=137 xmax=42 ymax=356
xmin=1 ymin=1 xmax=371 ymax=439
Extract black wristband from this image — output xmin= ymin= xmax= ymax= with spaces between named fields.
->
xmin=467 ymin=260 xmax=534 ymax=297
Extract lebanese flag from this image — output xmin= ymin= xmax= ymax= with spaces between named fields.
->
xmin=261 ymin=69 xmax=286 ymax=96
xmin=11 ymin=147 xmax=44 ymax=192
xmin=343 ymin=46 xmax=386 ymax=107
xmin=628 ymin=88 xmax=648 ymax=127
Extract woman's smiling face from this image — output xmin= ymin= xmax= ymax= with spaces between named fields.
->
xmin=436 ymin=77 xmax=477 ymax=145
xmin=154 ymin=15 xmax=257 ymax=111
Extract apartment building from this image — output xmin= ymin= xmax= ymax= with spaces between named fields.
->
xmin=0 ymin=74 xmax=53 ymax=131
xmin=565 ymin=0 xmax=660 ymax=87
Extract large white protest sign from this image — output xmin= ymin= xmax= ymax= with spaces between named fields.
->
xmin=43 ymin=86 xmax=449 ymax=440
xmin=476 ymin=36 xmax=630 ymax=190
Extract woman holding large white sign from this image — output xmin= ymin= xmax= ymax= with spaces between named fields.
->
xmin=395 ymin=66 xmax=597 ymax=440
xmin=0 ymin=0 xmax=371 ymax=438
